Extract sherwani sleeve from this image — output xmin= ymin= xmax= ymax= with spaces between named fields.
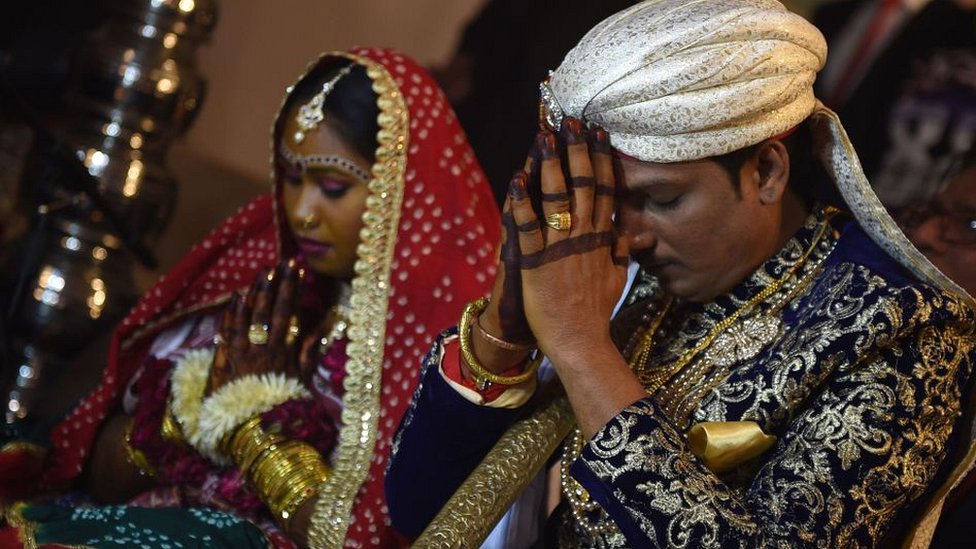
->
xmin=386 ymin=329 xmax=526 ymax=539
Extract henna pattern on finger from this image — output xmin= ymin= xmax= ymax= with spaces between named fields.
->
xmin=517 ymin=219 xmax=541 ymax=232
xmin=594 ymin=185 xmax=616 ymax=196
xmin=525 ymin=144 xmax=540 ymax=176
xmin=231 ymin=290 xmax=251 ymax=350
xmin=499 ymin=211 xmax=531 ymax=340
xmin=252 ymin=280 xmax=276 ymax=324
xmin=612 ymin=255 xmax=630 ymax=267
xmin=589 ymin=127 xmax=612 ymax=153
xmin=560 ymin=117 xmax=586 ymax=145
xmin=521 ymin=231 xmax=616 ymax=269
xmin=541 ymin=191 xmax=570 ymax=202
xmin=270 ymin=267 xmax=299 ymax=345
xmin=501 ymin=212 xmax=519 ymax=263
xmin=220 ymin=293 xmax=239 ymax=346
xmin=509 ymin=176 xmax=529 ymax=200
xmin=569 ymin=176 xmax=595 ymax=189
xmin=536 ymin=132 xmax=558 ymax=160
xmin=542 ymin=194 xmax=571 ymax=209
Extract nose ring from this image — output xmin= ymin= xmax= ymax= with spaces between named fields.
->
xmin=300 ymin=213 xmax=319 ymax=230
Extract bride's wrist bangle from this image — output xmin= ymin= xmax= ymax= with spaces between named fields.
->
xmin=460 ymin=297 xmax=541 ymax=391
xmin=475 ymin=314 xmax=535 ymax=352
xmin=123 ymin=418 xmax=156 ymax=478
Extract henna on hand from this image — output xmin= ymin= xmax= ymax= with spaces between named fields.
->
xmin=507 ymin=119 xmax=629 ymax=359
xmin=560 ymin=117 xmax=588 ymax=146
xmin=541 ymin=191 xmax=570 ymax=202
xmin=568 ymin=176 xmax=595 ymax=189
xmin=521 ymin=231 xmax=616 ymax=269
xmin=589 ymin=127 xmax=616 ymax=233
xmin=497 ymin=176 xmax=533 ymax=343
xmin=588 ymin=127 xmax=612 ymax=154
xmin=209 ymin=259 xmax=306 ymax=394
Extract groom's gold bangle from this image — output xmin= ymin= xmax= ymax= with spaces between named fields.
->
xmin=458 ymin=297 xmax=541 ymax=391
xmin=475 ymin=315 xmax=535 ymax=352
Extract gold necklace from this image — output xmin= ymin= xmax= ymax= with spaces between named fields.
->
xmin=634 ymin=211 xmax=835 ymax=391
xmin=559 ymin=210 xmax=837 ymax=536
xmin=318 ymin=283 xmax=353 ymax=355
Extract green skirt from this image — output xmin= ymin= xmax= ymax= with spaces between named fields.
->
xmin=5 ymin=503 xmax=270 ymax=548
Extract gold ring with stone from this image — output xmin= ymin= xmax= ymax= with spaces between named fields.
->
xmin=544 ymin=211 xmax=572 ymax=231
xmin=285 ymin=316 xmax=300 ymax=345
xmin=247 ymin=323 xmax=270 ymax=345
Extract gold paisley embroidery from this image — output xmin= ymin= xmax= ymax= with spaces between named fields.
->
xmin=568 ymin=233 xmax=975 ymax=547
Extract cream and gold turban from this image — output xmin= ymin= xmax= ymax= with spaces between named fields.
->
xmin=544 ymin=5 xmax=975 ymax=542
xmin=541 ymin=0 xmax=973 ymax=312
xmin=545 ymin=0 xmax=826 ymax=162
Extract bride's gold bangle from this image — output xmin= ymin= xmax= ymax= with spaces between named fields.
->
xmin=459 ymin=297 xmax=541 ymax=391
xmin=123 ymin=418 xmax=156 ymax=478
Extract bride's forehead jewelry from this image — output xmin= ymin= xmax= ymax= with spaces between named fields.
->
xmin=292 ymin=62 xmax=356 ymax=144
xmin=278 ymin=142 xmax=372 ymax=183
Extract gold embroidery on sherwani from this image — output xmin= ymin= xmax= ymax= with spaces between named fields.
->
xmin=557 ymin=210 xmax=976 ymax=548
xmin=560 ymin=211 xmax=837 ymax=540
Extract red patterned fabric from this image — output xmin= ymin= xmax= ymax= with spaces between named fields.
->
xmin=25 ymin=47 xmax=500 ymax=547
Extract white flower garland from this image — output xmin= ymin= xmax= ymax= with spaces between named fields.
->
xmin=195 ymin=372 xmax=310 ymax=465
xmin=169 ymin=348 xmax=214 ymax=445
xmin=168 ymin=347 xmax=310 ymax=465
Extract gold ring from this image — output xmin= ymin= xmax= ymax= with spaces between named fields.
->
xmin=285 ymin=316 xmax=300 ymax=345
xmin=247 ymin=323 xmax=270 ymax=345
xmin=544 ymin=211 xmax=572 ymax=231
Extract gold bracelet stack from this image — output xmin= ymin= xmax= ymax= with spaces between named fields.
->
xmin=123 ymin=417 xmax=156 ymax=478
xmin=222 ymin=416 xmax=332 ymax=529
xmin=459 ymin=297 xmax=542 ymax=391
xmin=159 ymin=402 xmax=187 ymax=448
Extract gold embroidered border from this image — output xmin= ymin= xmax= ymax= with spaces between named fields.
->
xmin=298 ymin=53 xmax=407 ymax=549
xmin=901 ymin=319 xmax=976 ymax=549
xmin=3 ymin=503 xmax=37 ymax=549
xmin=810 ymin=105 xmax=975 ymax=309
xmin=413 ymin=384 xmax=575 ymax=548
xmin=0 ymin=441 xmax=47 ymax=460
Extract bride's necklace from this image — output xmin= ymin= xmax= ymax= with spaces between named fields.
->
xmin=559 ymin=210 xmax=837 ymax=536
xmin=318 ymin=283 xmax=352 ymax=355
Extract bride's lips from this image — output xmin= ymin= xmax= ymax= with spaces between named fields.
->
xmin=296 ymin=237 xmax=333 ymax=257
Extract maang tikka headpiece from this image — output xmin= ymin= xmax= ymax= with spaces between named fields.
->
xmin=292 ymin=62 xmax=356 ymax=144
